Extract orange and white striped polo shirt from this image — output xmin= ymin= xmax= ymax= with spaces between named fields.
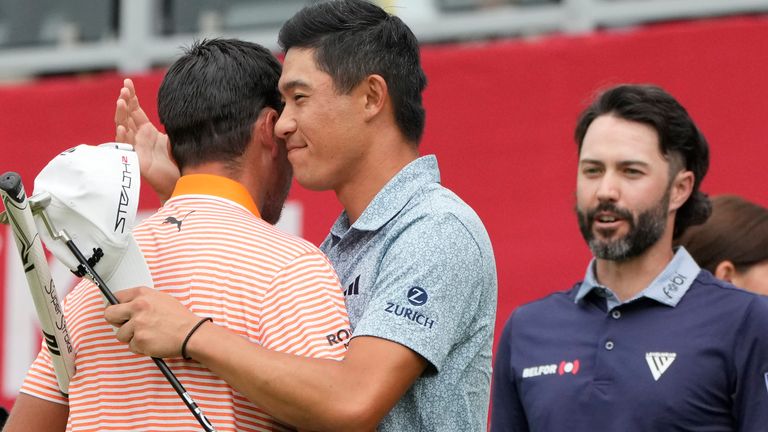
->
xmin=21 ymin=174 xmax=350 ymax=431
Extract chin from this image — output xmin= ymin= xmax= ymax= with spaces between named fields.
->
xmin=294 ymin=174 xmax=332 ymax=192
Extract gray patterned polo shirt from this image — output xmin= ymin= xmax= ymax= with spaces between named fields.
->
xmin=320 ymin=155 xmax=498 ymax=431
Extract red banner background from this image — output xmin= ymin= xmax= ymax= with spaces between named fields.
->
xmin=1 ymin=15 xmax=767 ymax=409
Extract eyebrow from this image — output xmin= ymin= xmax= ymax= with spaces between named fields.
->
xmin=279 ymin=79 xmax=311 ymax=93
xmin=579 ymin=158 xmax=651 ymax=167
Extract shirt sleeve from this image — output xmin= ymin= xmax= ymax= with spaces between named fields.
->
xmin=491 ymin=313 xmax=529 ymax=432
xmin=260 ymin=251 xmax=350 ymax=360
xmin=352 ymin=212 xmax=495 ymax=372
xmin=19 ymin=339 xmax=69 ymax=406
xmin=733 ymin=295 xmax=768 ymax=431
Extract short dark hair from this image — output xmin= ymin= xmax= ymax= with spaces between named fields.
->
xmin=278 ymin=0 xmax=427 ymax=144
xmin=574 ymin=84 xmax=711 ymax=238
xmin=158 ymin=38 xmax=282 ymax=171
xmin=676 ymin=195 xmax=768 ymax=274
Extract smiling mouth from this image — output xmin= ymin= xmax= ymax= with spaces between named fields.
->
xmin=594 ymin=211 xmax=624 ymax=224
xmin=592 ymin=214 xmax=627 ymax=236
xmin=597 ymin=215 xmax=618 ymax=223
xmin=286 ymin=144 xmax=307 ymax=153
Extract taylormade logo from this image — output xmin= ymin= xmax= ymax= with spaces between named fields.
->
xmin=115 ymin=155 xmax=133 ymax=233
xmin=646 ymin=352 xmax=676 ymax=381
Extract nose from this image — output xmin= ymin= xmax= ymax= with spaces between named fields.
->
xmin=275 ymin=109 xmax=296 ymax=140
xmin=595 ymin=172 xmax=620 ymax=203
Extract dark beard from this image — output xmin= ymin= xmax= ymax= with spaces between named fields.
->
xmin=262 ymin=159 xmax=294 ymax=225
xmin=576 ymin=190 xmax=670 ymax=261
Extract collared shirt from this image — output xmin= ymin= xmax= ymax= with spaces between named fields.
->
xmin=22 ymin=174 xmax=350 ymax=432
xmin=575 ymin=247 xmax=702 ymax=310
xmin=492 ymin=248 xmax=768 ymax=432
xmin=321 ymin=155 xmax=498 ymax=432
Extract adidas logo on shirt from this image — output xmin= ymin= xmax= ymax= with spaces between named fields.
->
xmin=645 ymin=352 xmax=676 ymax=381
xmin=344 ymin=275 xmax=360 ymax=296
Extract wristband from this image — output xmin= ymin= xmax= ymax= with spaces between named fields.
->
xmin=181 ymin=317 xmax=213 ymax=360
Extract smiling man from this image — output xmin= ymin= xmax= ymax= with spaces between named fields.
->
xmin=491 ymin=84 xmax=768 ymax=431
xmin=105 ymin=1 xmax=497 ymax=431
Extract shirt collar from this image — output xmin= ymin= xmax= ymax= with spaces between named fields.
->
xmin=575 ymin=247 xmax=700 ymax=308
xmin=169 ymin=174 xmax=261 ymax=217
xmin=329 ymin=155 xmax=440 ymax=238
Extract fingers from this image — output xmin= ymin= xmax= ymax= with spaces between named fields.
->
xmin=115 ymin=125 xmax=131 ymax=144
xmin=123 ymin=78 xmax=151 ymax=126
xmin=104 ymin=303 xmax=131 ymax=326
xmin=115 ymin=78 xmax=150 ymax=129
xmin=114 ymin=320 xmax=148 ymax=356
xmin=114 ymin=286 xmax=149 ymax=303
xmin=123 ymin=78 xmax=135 ymax=99
xmin=103 ymin=287 xmax=150 ymax=324
xmin=115 ymin=98 xmax=138 ymax=147
xmin=114 ymin=318 xmax=135 ymax=344
xmin=114 ymin=95 xmax=125 ymax=125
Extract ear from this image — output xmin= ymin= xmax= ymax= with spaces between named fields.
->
xmin=254 ymin=107 xmax=280 ymax=158
xmin=668 ymin=170 xmax=694 ymax=212
xmin=360 ymin=74 xmax=388 ymax=121
xmin=714 ymin=260 xmax=737 ymax=282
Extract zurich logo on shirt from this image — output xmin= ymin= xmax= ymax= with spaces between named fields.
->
xmin=407 ymin=286 xmax=428 ymax=306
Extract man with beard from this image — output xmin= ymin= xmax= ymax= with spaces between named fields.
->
xmin=491 ymin=84 xmax=768 ymax=431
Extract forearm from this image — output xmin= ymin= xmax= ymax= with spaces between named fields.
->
xmin=187 ymin=323 xmax=397 ymax=431
xmin=187 ymin=323 xmax=373 ymax=431
xmin=3 ymin=393 xmax=68 ymax=432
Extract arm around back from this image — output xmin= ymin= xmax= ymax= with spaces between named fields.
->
xmin=186 ymin=325 xmax=427 ymax=431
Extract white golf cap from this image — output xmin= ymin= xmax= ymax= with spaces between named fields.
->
xmin=33 ymin=143 xmax=153 ymax=292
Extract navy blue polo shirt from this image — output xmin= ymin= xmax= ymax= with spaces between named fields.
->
xmin=492 ymin=248 xmax=768 ymax=431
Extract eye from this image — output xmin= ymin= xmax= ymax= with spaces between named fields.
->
xmin=582 ymin=166 xmax=602 ymax=176
xmin=624 ymin=167 xmax=644 ymax=176
xmin=293 ymin=94 xmax=307 ymax=102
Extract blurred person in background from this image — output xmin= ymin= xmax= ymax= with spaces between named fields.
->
xmin=676 ymin=194 xmax=768 ymax=295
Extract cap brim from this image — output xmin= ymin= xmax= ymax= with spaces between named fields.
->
xmin=102 ymin=234 xmax=154 ymax=292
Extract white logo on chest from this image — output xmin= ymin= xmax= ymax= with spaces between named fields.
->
xmin=645 ymin=352 xmax=676 ymax=381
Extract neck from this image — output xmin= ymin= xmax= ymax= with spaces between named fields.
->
xmin=182 ymin=162 xmax=238 ymax=179
xmin=182 ymin=162 xmax=262 ymax=209
xmin=594 ymin=231 xmax=676 ymax=302
xmin=335 ymin=131 xmax=419 ymax=224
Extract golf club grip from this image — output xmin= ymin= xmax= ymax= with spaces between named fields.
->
xmin=0 ymin=171 xmax=76 ymax=394
xmin=63 ymin=239 xmax=216 ymax=431
xmin=0 ymin=172 xmax=24 ymax=202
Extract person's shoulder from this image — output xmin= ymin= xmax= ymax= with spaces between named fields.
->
xmin=416 ymin=183 xmax=483 ymax=224
xmin=400 ymin=183 xmax=491 ymax=248
xmin=134 ymin=197 xmax=327 ymax=264
xmin=497 ymin=284 xmax=581 ymax=342
xmin=687 ymin=270 xmax=768 ymax=318
xmin=509 ymin=284 xmax=581 ymax=324
xmin=690 ymin=270 xmax=760 ymax=302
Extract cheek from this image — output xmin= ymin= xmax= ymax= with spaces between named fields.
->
xmin=575 ymin=182 xmax=594 ymax=208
